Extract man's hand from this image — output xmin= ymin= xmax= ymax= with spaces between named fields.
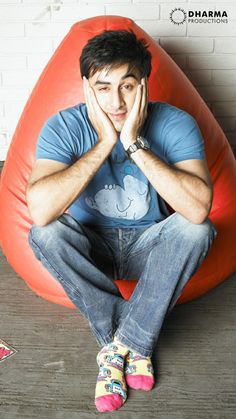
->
xmin=83 ymin=76 xmax=118 ymax=145
xmin=120 ymin=77 xmax=148 ymax=150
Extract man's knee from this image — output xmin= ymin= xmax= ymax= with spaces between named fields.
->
xmin=174 ymin=213 xmax=217 ymax=243
xmin=29 ymin=214 xmax=83 ymax=243
xmin=28 ymin=219 xmax=62 ymax=262
xmin=29 ymin=218 xmax=60 ymax=245
xmin=28 ymin=214 xmax=90 ymax=262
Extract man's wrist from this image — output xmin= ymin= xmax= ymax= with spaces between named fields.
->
xmin=95 ymin=138 xmax=116 ymax=156
xmin=121 ymin=138 xmax=136 ymax=151
xmin=124 ymin=136 xmax=150 ymax=158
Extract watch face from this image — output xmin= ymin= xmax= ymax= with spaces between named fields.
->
xmin=138 ymin=136 xmax=149 ymax=149
xmin=126 ymin=136 xmax=149 ymax=157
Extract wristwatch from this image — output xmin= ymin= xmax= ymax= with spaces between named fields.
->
xmin=125 ymin=136 xmax=150 ymax=158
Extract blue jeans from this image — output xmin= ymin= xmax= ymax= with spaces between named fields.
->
xmin=28 ymin=212 xmax=217 ymax=357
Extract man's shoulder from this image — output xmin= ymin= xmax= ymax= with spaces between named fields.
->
xmin=37 ymin=103 xmax=91 ymax=161
xmin=45 ymin=103 xmax=87 ymax=125
xmin=149 ymin=101 xmax=192 ymax=121
xmin=147 ymin=101 xmax=197 ymax=137
xmin=58 ymin=102 xmax=87 ymax=121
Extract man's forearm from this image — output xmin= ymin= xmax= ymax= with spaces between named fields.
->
xmin=27 ymin=141 xmax=115 ymax=226
xmin=131 ymin=149 xmax=213 ymax=224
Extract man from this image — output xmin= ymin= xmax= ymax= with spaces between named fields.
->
xmin=26 ymin=30 xmax=217 ymax=412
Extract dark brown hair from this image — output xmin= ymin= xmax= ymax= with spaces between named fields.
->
xmin=80 ymin=30 xmax=152 ymax=79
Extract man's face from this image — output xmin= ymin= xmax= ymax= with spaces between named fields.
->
xmin=88 ymin=63 xmax=141 ymax=132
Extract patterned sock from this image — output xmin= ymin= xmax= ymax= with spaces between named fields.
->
xmin=125 ymin=350 xmax=155 ymax=391
xmin=95 ymin=340 xmax=129 ymax=412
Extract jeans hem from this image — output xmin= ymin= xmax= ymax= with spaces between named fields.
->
xmin=93 ymin=330 xmax=114 ymax=348
xmin=114 ymin=331 xmax=154 ymax=357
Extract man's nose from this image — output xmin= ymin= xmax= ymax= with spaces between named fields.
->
xmin=110 ymin=90 xmax=125 ymax=109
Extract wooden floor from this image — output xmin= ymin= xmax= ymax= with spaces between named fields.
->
xmin=0 ymin=244 xmax=235 ymax=418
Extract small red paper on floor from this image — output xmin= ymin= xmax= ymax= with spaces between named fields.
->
xmin=0 ymin=339 xmax=17 ymax=362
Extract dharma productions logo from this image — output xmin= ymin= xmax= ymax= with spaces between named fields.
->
xmin=170 ymin=8 xmax=187 ymax=25
xmin=170 ymin=7 xmax=228 ymax=24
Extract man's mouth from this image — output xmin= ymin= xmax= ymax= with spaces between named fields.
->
xmin=109 ymin=112 xmax=126 ymax=121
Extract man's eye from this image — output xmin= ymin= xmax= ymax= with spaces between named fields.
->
xmin=99 ymin=87 xmax=109 ymax=92
xmin=122 ymin=84 xmax=133 ymax=90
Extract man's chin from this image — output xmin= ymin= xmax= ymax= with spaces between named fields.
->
xmin=112 ymin=121 xmax=124 ymax=133
xmin=107 ymin=114 xmax=126 ymax=132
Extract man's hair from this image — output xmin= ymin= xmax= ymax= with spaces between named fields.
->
xmin=80 ymin=30 xmax=152 ymax=79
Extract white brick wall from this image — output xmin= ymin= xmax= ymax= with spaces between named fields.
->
xmin=0 ymin=0 xmax=236 ymax=161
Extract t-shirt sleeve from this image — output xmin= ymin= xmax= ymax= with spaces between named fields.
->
xmin=162 ymin=110 xmax=205 ymax=165
xmin=36 ymin=112 xmax=79 ymax=164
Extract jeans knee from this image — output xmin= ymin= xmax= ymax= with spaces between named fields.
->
xmin=173 ymin=213 xmax=217 ymax=243
xmin=182 ymin=217 xmax=217 ymax=248
xmin=28 ymin=218 xmax=62 ymax=251
xmin=192 ymin=218 xmax=216 ymax=240
xmin=28 ymin=214 xmax=90 ymax=261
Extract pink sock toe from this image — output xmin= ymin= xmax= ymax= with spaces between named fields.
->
xmin=126 ymin=375 xmax=154 ymax=391
xmin=95 ymin=394 xmax=123 ymax=412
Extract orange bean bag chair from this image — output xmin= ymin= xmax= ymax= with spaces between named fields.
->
xmin=0 ymin=15 xmax=235 ymax=308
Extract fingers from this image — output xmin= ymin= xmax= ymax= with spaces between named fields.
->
xmin=83 ymin=76 xmax=101 ymax=123
xmin=83 ymin=76 xmax=93 ymax=116
xmin=83 ymin=76 xmax=94 ymax=103
xmin=83 ymin=76 xmax=91 ymax=104
xmin=133 ymin=77 xmax=148 ymax=116
xmin=130 ymin=83 xmax=142 ymax=119
xmin=141 ymin=77 xmax=148 ymax=117
xmin=130 ymin=78 xmax=147 ymax=125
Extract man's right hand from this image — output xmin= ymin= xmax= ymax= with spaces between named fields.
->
xmin=27 ymin=78 xmax=119 ymax=227
xmin=83 ymin=76 xmax=118 ymax=146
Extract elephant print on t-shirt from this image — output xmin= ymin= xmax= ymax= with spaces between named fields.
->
xmin=85 ymin=175 xmax=151 ymax=220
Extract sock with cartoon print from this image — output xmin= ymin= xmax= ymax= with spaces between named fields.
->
xmin=95 ymin=339 xmax=129 ymax=412
xmin=125 ymin=350 xmax=155 ymax=391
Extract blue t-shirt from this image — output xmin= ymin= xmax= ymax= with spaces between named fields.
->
xmin=36 ymin=101 xmax=205 ymax=228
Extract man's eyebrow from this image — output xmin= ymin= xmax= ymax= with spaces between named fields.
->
xmin=94 ymin=80 xmax=111 ymax=85
xmin=94 ymin=73 xmax=138 ymax=85
xmin=122 ymin=72 xmax=139 ymax=80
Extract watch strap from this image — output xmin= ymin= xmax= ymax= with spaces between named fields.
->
xmin=125 ymin=136 xmax=149 ymax=157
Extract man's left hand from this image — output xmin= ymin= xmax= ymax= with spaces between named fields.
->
xmin=120 ymin=77 xmax=148 ymax=150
